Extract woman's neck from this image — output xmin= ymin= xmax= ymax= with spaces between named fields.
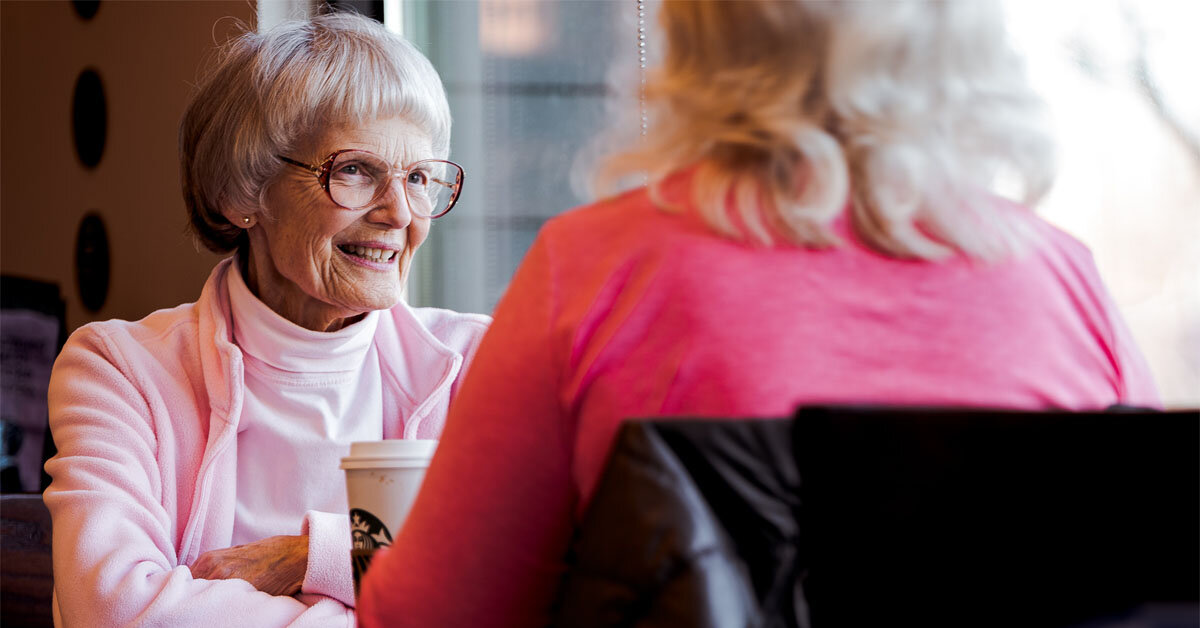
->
xmin=239 ymin=251 xmax=365 ymax=332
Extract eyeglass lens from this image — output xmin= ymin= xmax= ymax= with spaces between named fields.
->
xmin=327 ymin=151 xmax=460 ymax=217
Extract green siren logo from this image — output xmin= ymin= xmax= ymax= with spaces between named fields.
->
xmin=350 ymin=508 xmax=394 ymax=550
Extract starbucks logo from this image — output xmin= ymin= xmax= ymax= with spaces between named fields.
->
xmin=350 ymin=508 xmax=394 ymax=550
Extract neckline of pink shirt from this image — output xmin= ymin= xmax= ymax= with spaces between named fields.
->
xmin=226 ymin=260 xmax=378 ymax=374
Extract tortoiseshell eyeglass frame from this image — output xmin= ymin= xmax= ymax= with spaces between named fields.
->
xmin=276 ymin=149 xmax=464 ymax=219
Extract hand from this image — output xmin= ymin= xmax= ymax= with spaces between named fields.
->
xmin=189 ymin=534 xmax=308 ymax=596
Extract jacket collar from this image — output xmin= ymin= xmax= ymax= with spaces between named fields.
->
xmin=373 ymin=296 xmax=463 ymax=436
xmin=196 ymin=258 xmax=242 ymax=428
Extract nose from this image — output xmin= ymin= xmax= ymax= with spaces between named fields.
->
xmin=365 ymin=177 xmax=414 ymax=229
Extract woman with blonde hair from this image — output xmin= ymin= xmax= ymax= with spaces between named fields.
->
xmin=359 ymin=1 xmax=1157 ymax=626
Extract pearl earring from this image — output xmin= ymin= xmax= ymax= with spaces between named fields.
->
xmin=242 ymin=216 xmax=252 ymax=226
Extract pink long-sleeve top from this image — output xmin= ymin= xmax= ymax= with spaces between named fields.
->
xmin=227 ymin=259 xmax=383 ymax=556
xmin=358 ymin=174 xmax=1159 ymax=627
xmin=43 ymin=257 xmax=489 ymax=627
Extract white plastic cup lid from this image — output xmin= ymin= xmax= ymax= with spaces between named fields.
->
xmin=340 ymin=439 xmax=437 ymax=470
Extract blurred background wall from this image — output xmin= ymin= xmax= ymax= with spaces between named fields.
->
xmin=1 ymin=0 xmax=255 ymax=492
xmin=1 ymin=0 xmax=252 ymax=332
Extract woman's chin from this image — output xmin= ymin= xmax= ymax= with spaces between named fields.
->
xmin=330 ymin=251 xmax=408 ymax=309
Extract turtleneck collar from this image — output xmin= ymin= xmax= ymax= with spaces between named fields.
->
xmin=227 ymin=258 xmax=379 ymax=374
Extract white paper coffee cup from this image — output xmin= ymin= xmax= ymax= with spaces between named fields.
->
xmin=341 ymin=439 xmax=437 ymax=595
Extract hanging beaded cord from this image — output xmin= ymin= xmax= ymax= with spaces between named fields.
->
xmin=638 ymin=0 xmax=647 ymax=138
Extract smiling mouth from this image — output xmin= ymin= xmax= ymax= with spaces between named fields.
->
xmin=338 ymin=245 xmax=398 ymax=263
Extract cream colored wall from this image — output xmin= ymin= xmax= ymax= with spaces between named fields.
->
xmin=1 ymin=0 xmax=256 ymax=332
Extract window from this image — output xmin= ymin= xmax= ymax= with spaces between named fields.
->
xmin=1005 ymin=0 xmax=1199 ymax=406
xmin=401 ymin=0 xmax=639 ymax=314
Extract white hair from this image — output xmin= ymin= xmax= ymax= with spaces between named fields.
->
xmin=181 ymin=11 xmax=451 ymax=253
xmin=594 ymin=0 xmax=1056 ymax=261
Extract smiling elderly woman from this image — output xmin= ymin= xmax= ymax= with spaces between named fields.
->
xmin=42 ymin=13 xmax=488 ymax=627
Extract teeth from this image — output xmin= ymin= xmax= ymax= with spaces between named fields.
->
xmin=343 ymin=246 xmax=395 ymax=262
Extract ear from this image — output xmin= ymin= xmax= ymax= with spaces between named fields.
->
xmin=219 ymin=205 xmax=257 ymax=229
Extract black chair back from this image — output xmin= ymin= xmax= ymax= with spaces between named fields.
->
xmin=794 ymin=405 xmax=1199 ymax=627
xmin=555 ymin=406 xmax=1200 ymax=628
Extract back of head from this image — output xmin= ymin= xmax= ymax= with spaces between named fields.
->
xmin=601 ymin=0 xmax=1055 ymax=261
xmin=180 ymin=11 xmax=451 ymax=253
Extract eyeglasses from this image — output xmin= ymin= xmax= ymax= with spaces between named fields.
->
xmin=277 ymin=150 xmax=464 ymax=219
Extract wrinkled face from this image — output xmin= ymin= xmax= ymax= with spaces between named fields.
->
xmin=242 ymin=116 xmax=435 ymax=331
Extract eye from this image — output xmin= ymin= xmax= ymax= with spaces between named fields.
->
xmin=406 ymin=170 xmax=429 ymax=186
xmin=329 ymin=158 xmax=384 ymax=187
xmin=334 ymin=162 xmax=366 ymax=178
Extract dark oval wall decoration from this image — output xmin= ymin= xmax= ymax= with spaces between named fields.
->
xmin=72 ymin=0 xmax=100 ymax=20
xmin=72 ymin=68 xmax=107 ymax=169
xmin=75 ymin=213 xmax=111 ymax=312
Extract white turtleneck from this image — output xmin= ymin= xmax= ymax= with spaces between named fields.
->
xmin=228 ymin=262 xmax=384 ymax=546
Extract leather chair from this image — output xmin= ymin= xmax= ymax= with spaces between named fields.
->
xmin=553 ymin=406 xmax=1199 ymax=628
xmin=1 ymin=493 xmax=54 ymax=628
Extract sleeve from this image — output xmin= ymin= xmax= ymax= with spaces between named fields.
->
xmin=43 ymin=328 xmax=355 ymax=628
xmin=300 ymin=511 xmax=355 ymax=606
xmin=357 ymin=230 xmax=577 ymax=628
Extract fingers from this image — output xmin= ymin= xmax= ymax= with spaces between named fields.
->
xmin=189 ymin=548 xmax=238 ymax=581
xmin=253 ymin=569 xmax=305 ymax=597
xmin=189 ymin=550 xmax=218 ymax=580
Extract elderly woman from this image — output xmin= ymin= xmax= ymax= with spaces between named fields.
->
xmin=358 ymin=1 xmax=1159 ymax=626
xmin=43 ymin=13 xmax=487 ymax=627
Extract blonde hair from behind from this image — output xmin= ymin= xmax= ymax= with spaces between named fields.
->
xmin=596 ymin=0 xmax=1056 ymax=261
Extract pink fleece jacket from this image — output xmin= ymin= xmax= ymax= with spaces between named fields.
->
xmin=44 ymin=257 xmax=489 ymax=627
xmin=358 ymin=176 xmax=1159 ymax=627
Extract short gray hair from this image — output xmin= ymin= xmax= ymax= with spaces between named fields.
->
xmin=181 ymin=12 xmax=451 ymax=253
